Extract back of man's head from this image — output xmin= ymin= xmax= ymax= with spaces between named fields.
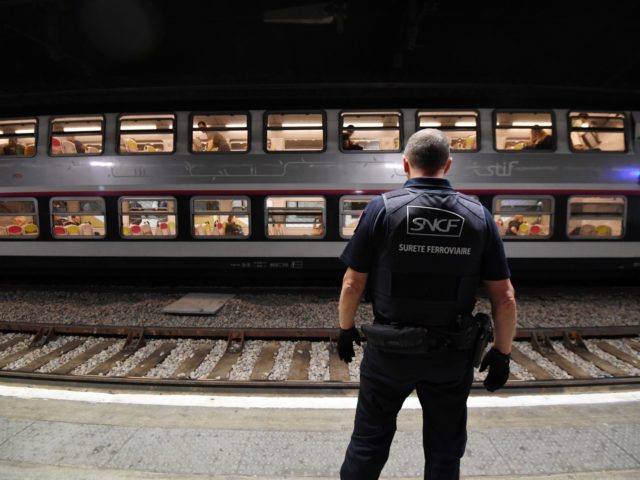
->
xmin=404 ymin=128 xmax=450 ymax=175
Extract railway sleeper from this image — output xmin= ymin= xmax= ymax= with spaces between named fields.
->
xmin=624 ymin=339 xmax=640 ymax=354
xmin=16 ymin=339 xmax=85 ymax=373
xmin=531 ymin=332 xmax=590 ymax=379
xmin=596 ymin=342 xmax=640 ymax=369
xmin=127 ymin=342 xmax=177 ymax=377
xmin=52 ymin=340 xmax=117 ymax=375
xmin=288 ymin=341 xmax=312 ymax=381
xmin=0 ymin=337 xmax=25 ymax=353
xmin=171 ymin=344 xmax=215 ymax=379
xmin=562 ymin=333 xmax=627 ymax=377
xmin=509 ymin=346 xmax=554 ymax=380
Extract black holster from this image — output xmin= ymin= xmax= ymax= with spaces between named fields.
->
xmin=470 ymin=313 xmax=493 ymax=367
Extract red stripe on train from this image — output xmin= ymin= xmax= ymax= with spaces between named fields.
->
xmin=0 ymin=189 xmax=639 ymax=197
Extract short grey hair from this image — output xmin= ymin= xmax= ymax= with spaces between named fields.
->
xmin=403 ymin=128 xmax=450 ymax=174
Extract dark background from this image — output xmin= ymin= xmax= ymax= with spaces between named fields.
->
xmin=3 ymin=0 xmax=640 ymax=113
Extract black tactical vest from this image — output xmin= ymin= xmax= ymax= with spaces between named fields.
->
xmin=369 ymin=187 xmax=487 ymax=327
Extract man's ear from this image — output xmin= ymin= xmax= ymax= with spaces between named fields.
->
xmin=403 ymin=157 xmax=410 ymax=173
xmin=443 ymin=157 xmax=452 ymax=174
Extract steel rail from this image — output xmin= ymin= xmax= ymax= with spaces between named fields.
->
xmin=1 ymin=322 xmax=638 ymax=340
xmin=0 ymin=370 xmax=638 ymax=390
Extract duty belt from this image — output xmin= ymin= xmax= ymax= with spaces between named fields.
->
xmin=363 ymin=313 xmax=492 ymax=364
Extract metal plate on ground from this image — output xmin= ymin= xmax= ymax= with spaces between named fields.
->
xmin=162 ymin=293 xmax=235 ymax=315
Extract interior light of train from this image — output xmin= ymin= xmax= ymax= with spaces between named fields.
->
xmin=224 ymin=123 xmax=246 ymax=128
xmin=421 ymin=122 xmax=441 ymax=127
xmin=122 ymin=125 xmax=159 ymax=130
xmin=512 ymin=121 xmax=552 ymax=127
xmin=454 ymin=121 xmax=476 ymax=127
xmin=90 ymin=161 xmax=115 ymax=167
xmin=64 ymin=126 xmax=102 ymax=132
xmin=280 ymin=123 xmax=322 ymax=127
xmin=581 ymin=122 xmax=590 ymax=128
xmin=15 ymin=129 xmax=33 ymax=134
xmin=351 ymin=122 xmax=384 ymax=127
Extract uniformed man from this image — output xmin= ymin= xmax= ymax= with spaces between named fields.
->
xmin=337 ymin=128 xmax=517 ymax=480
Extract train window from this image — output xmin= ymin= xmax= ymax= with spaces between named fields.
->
xmin=265 ymin=113 xmax=324 ymax=152
xmin=266 ymin=196 xmax=326 ymax=238
xmin=568 ymin=112 xmax=627 ymax=152
xmin=118 ymin=114 xmax=175 ymax=154
xmin=567 ymin=196 xmax=625 ymax=239
xmin=416 ymin=111 xmax=478 ymax=151
xmin=0 ymin=198 xmax=39 ymax=238
xmin=192 ymin=196 xmax=250 ymax=238
xmin=492 ymin=196 xmax=554 ymax=238
xmin=340 ymin=196 xmax=375 ymax=239
xmin=191 ymin=114 xmax=249 ymax=153
xmin=0 ymin=118 xmax=37 ymax=157
xmin=50 ymin=198 xmax=106 ymax=239
xmin=50 ymin=116 xmax=104 ymax=155
xmin=494 ymin=112 xmax=555 ymax=151
xmin=119 ymin=197 xmax=177 ymax=238
xmin=340 ymin=112 xmax=401 ymax=152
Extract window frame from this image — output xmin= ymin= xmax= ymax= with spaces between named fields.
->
xmin=50 ymin=196 xmax=107 ymax=240
xmin=0 ymin=117 xmax=38 ymax=158
xmin=338 ymin=195 xmax=376 ymax=239
xmin=191 ymin=195 xmax=251 ymax=239
xmin=492 ymin=194 xmax=555 ymax=240
xmin=117 ymin=196 xmax=178 ymax=239
xmin=0 ymin=197 xmax=39 ymax=239
xmin=566 ymin=195 xmax=627 ymax=240
xmin=189 ymin=112 xmax=251 ymax=154
xmin=415 ymin=109 xmax=480 ymax=152
xmin=339 ymin=110 xmax=403 ymax=153
xmin=48 ymin=115 xmax=105 ymax=157
xmin=492 ymin=110 xmax=557 ymax=152
xmin=117 ymin=113 xmax=177 ymax=155
xmin=567 ymin=111 xmax=628 ymax=154
xmin=264 ymin=195 xmax=327 ymax=240
xmin=263 ymin=111 xmax=327 ymax=154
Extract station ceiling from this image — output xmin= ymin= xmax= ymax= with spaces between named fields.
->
xmin=3 ymin=0 xmax=640 ymax=112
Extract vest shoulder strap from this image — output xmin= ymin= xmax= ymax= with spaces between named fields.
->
xmin=381 ymin=188 xmax=420 ymax=214
xmin=456 ymin=192 xmax=486 ymax=221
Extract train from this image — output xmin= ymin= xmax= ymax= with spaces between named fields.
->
xmin=0 ymin=108 xmax=638 ymax=282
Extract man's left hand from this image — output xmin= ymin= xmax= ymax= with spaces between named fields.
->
xmin=479 ymin=347 xmax=510 ymax=392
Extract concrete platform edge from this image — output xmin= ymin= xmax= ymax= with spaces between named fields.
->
xmin=0 ymin=461 xmax=639 ymax=480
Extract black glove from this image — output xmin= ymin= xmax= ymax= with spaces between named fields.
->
xmin=479 ymin=347 xmax=510 ymax=392
xmin=337 ymin=327 xmax=361 ymax=363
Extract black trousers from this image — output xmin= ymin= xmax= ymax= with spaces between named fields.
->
xmin=340 ymin=345 xmax=474 ymax=480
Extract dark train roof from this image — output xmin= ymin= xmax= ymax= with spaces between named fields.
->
xmin=3 ymin=0 xmax=640 ymax=112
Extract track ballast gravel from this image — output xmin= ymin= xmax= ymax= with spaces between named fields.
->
xmin=0 ymin=286 xmax=638 ymax=329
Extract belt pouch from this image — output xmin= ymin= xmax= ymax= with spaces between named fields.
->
xmin=362 ymin=324 xmax=428 ymax=354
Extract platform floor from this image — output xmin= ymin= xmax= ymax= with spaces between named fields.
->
xmin=0 ymin=382 xmax=639 ymax=480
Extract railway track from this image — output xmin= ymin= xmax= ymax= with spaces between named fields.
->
xmin=0 ymin=323 xmax=639 ymax=389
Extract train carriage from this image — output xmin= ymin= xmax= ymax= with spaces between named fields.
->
xmin=0 ymin=108 xmax=638 ymax=281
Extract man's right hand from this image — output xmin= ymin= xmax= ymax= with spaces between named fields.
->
xmin=337 ymin=327 xmax=361 ymax=363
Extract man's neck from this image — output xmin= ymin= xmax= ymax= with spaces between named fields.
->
xmin=408 ymin=172 xmax=445 ymax=180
